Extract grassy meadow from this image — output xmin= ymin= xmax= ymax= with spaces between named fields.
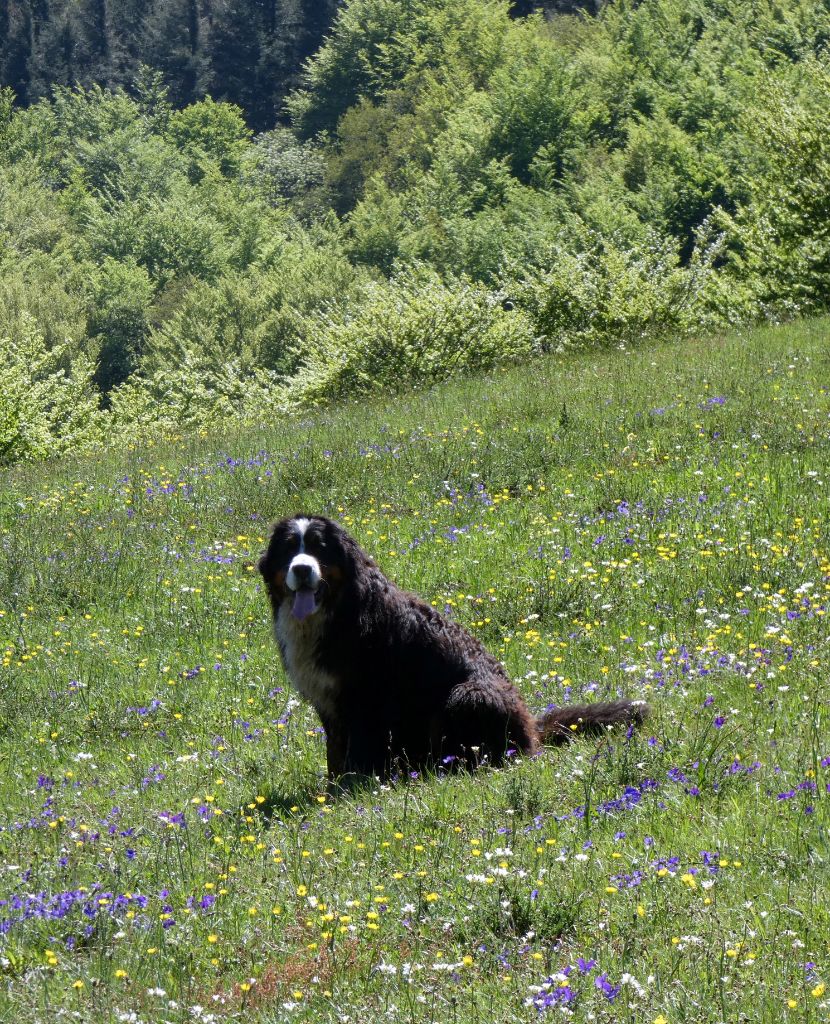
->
xmin=1 ymin=318 xmax=829 ymax=1022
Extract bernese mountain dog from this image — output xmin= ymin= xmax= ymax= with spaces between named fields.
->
xmin=258 ymin=515 xmax=648 ymax=779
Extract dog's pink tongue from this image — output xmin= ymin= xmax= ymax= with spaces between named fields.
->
xmin=292 ymin=589 xmax=317 ymax=621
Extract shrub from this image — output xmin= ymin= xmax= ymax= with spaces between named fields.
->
xmin=290 ymin=269 xmax=538 ymax=404
xmin=86 ymin=258 xmax=154 ymax=394
xmin=717 ymin=60 xmax=830 ymax=319
xmin=140 ymin=240 xmax=366 ymax=379
xmin=166 ymin=97 xmax=252 ymax=181
xmin=516 ymin=222 xmax=723 ymax=351
xmin=79 ymin=182 xmax=232 ymax=287
xmin=105 ymin=349 xmax=283 ymax=441
xmin=0 ymin=256 xmax=87 ymax=359
xmin=249 ymin=127 xmax=328 ymax=209
xmin=0 ymin=316 xmax=101 ymax=466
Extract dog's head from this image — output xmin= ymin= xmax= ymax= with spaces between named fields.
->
xmin=258 ymin=515 xmax=369 ymax=622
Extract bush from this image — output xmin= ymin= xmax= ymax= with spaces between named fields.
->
xmin=166 ymin=97 xmax=252 ymax=181
xmin=140 ymin=239 xmax=366 ymax=379
xmin=0 ymin=316 xmax=101 ymax=466
xmin=516 ymin=222 xmax=723 ymax=351
xmin=86 ymin=258 xmax=154 ymax=394
xmin=249 ymin=128 xmax=328 ymax=210
xmin=717 ymin=60 xmax=830 ymax=319
xmin=290 ymin=269 xmax=538 ymax=404
xmin=106 ymin=349 xmax=283 ymax=441
xmin=0 ymin=256 xmax=87 ymax=359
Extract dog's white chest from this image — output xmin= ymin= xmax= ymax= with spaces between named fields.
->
xmin=274 ymin=606 xmax=339 ymax=716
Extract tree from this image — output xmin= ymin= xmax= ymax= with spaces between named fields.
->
xmin=142 ymin=0 xmax=207 ymax=107
xmin=0 ymin=0 xmax=33 ymax=102
xmin=206 ymin=0 xmax=262 ymax=118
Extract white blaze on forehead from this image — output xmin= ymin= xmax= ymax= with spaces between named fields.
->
xmin=294 ymin=517 xmax=311 ymax=553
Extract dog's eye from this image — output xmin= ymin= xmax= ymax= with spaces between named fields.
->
xmin=280 ymin=538 xmax=301 ymax=560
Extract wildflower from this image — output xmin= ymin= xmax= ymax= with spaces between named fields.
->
xmin=595 ymin=972 xmax=621 ymax=1002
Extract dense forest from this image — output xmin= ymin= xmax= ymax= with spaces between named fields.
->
xmin=0 ymin=0 xmax=573 ymax=125
xmin=2 ymin=0 xmax=830 ymax=465
xmin=0 ymin=0 xmax=340 ymax=128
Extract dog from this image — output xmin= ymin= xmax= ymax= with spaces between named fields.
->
xmin=258 ymin=515 xmax=648 ymax=778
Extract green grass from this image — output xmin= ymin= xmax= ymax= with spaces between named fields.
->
xmin=1 ymin=317 xmax=829 ymax=1023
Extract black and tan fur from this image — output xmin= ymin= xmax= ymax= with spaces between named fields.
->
xmin=258 ymin=515 xmax=648 ymax=778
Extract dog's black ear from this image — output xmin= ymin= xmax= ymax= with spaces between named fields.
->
xmin=330 ymin=519 xmax=374 ymax=569
xmin=258 ymin=518 xmax=289 ymax=578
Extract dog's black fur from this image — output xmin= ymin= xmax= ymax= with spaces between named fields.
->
xmin=258 ymin=515 xmax=647 ymax=778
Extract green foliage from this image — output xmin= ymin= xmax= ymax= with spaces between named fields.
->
xmin=289 ymin=0 xmax=511 ymax=137
xmin=105 ymin=348 xmax=281 ymax=439
xmin=481 ymin=27 xmax=586 ymax=183
xmin=320 ymin=0 xmax=830 ymax=282
xmin=140 ymin=237 xmax=366 ymax=378
xmin=0 ymin=256 xmax=88 ymax=362
xmin=249 ymin=127 xmax=328 ymax=209
xmin=515 ymin=222 xmax=723 ymax=350
xmin=77 ymin=181 xmax=231 ymax=286
xmin=291 ymin=269 xmax=538 ymax=403
xmin=0 ymin=316 xmax=101 ymax=466
xmin=166 ymin=97 xmax=252 ymax=180
xmin=613 ymin=113 xmax=731 ymax=250
xmin=86 ymin=258 xmax=154 ymax=393
xmin=2 ymin=0 xmax=830 ymax=465
xmin=717 ymin=59 xmax=830 ymax=317
xmin=0 ymin=86 xmax=15 ymax=147
xmin=0 ymin=164 xmax=89 ymax=355
xmin=323 ymin=96 xmax=403 ymax=212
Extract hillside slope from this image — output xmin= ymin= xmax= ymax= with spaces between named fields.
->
xmin=1 ymin=317 xmax=828 ymax=1021
xmin=3 ymin=0 xmax=830 ymax=467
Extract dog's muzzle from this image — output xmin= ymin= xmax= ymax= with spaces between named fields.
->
xmin=286 ymin=554 xmax=323 ymax=621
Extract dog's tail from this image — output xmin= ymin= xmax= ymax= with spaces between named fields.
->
xmin=536 ymin=699 xmax=649 ymax=746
